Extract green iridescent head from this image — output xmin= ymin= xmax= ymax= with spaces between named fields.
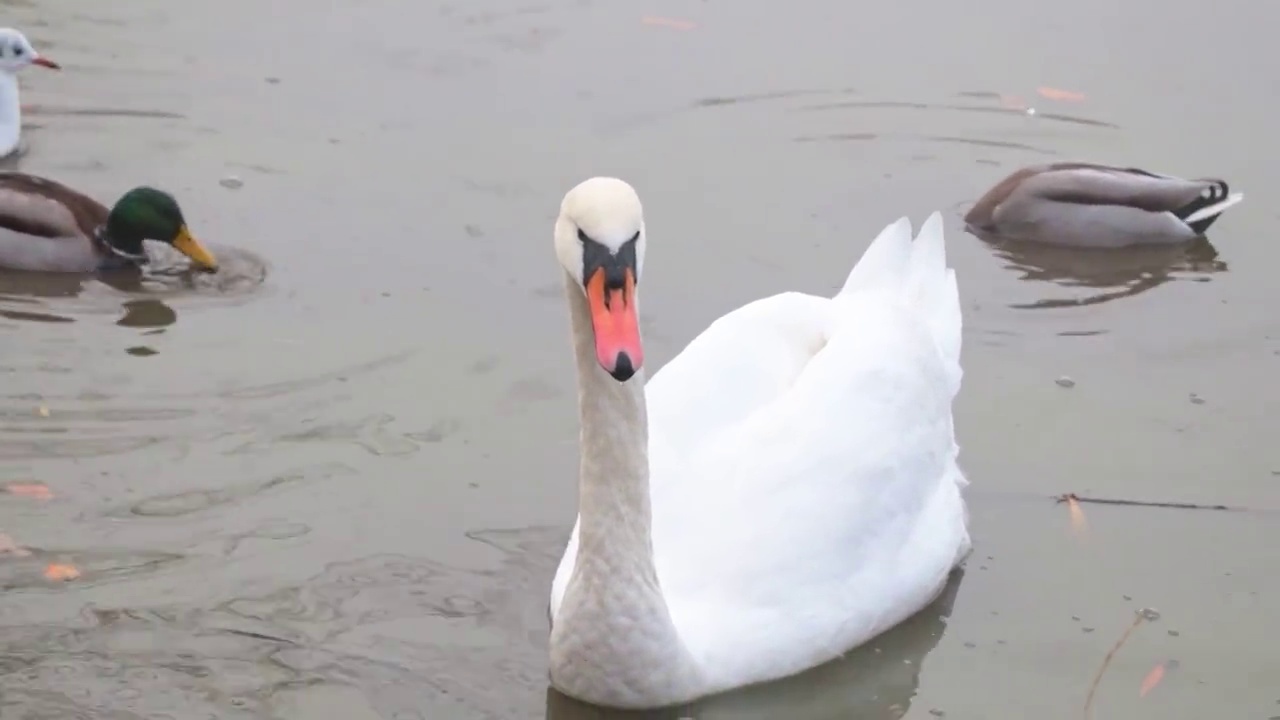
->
xmin=105 ymin=187 xmax=218 ymax=272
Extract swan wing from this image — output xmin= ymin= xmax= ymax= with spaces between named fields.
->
xmin=642 ymin=212 xmax=944 ymax=461
xmin=651 ymin=213 xmax=971 ymax=686
xmin=642 ymin=291 xmax=832 ymax=466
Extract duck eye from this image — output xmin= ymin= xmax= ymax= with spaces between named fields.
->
xmin=577 ymin=228 xmax=590 ymax=243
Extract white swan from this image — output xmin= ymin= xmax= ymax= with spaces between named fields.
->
xmin=545 ymin=178 xmax=972 ymax=707
xmin=0 ymin=28 xmax=61 ymax=159
xmin=547 ymin=177 xmax=972 ymax=709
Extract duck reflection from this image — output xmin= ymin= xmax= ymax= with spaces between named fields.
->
xmin=974 ymin=232 xmax=1227 ymax=309
xmin=546 ymin=569 xmax=966 ymax=720
xmin=117 ymin=298 xmax=177 ymax=329
xmin=0 ymin=267 xmax=94 ymax=299
xmin=0 ymin=267 xmax=180 ymax=328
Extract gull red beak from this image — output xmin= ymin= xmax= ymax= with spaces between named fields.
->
xmin=31 ymin=56 xmax=60 ymax=70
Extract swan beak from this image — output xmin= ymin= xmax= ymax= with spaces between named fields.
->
xmin=172 ymin=225 xmax=219 ymax=273
xmin=585 ymin=266 xmax=643 ymax=382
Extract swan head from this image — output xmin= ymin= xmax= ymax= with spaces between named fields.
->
xmin=554 ymin=177 xmax=647 ymax=383
xmin=0 ymin=29 xmax=60 ymax=74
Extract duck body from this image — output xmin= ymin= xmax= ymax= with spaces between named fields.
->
xmin=0 ymin=173 xmax=119 ymax=272
xmin=546 ymin=179 xmax=970 ymax=709
xmin=965 ymin=162 xmax=1244 ymax=248
xmin=0 ymin=172 xmax=218 ymax=273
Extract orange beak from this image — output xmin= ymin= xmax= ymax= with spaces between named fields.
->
xmin=584 ymin=267 xmax=643 ymax=381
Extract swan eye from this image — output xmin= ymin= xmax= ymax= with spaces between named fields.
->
xmin=577 ymin=228 xmax=590 ymax=243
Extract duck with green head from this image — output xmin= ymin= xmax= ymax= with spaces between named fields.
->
xmin=0 ymin=172 xmax=218 ymax=273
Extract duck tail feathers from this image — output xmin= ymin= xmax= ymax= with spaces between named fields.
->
xmin=1178 ymin=180 xmax=1244 ymax=235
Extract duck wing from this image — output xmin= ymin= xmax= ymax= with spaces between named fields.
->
xmin=0 ymin=173 xmax=108 ymax=239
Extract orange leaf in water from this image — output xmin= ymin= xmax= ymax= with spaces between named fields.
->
xmin=1066 ymin=494 xmax=1088 ymax=536
xmin=1139 ymin=662 xmax=1165 ymax=697
xmin=642 ymin=16 xmax=696 ymax=31
xmin=1037 ymin=86 xmax=1086 ymax=102
xmin=3 ymin=482 xmax=53 ymax=500
xmin=0 ymin=532 xmax=32 ymax=557
xmin=43 ymin=563 xmax=80 ymax=581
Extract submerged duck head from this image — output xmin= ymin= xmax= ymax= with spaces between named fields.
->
xmin=0 ymin=28 xmax=60 ymax=74
xmin=105 ymin=187 xmax=219 ymax=272
xmin=554 ymin=177 xmax=646 ymax=382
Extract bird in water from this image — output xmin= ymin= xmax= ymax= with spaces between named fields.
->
xmin=546 ymin=177 xmax=969 ymax=709
xmin=0 ymin=28 xmax=60 ymax=159
xmin=0 ymin=173 xmax=218 ymax=273
xmin=964 ymin=162 xmax=1244 ymax=248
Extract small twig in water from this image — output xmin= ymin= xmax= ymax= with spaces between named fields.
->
xmin=1056 ymin=492 xmax=1235 ymax=512
xmin=221 ymin=628 xmax=299 ymax=645
xmin=1083 ymin=611 xmax=1146 ymax=720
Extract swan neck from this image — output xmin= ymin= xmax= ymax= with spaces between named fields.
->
xmin=550 ymin=273 xmax=702 ymax=707
xmin=0 ymin=73 xmax=20 ymax=158
xmin=566 ymin=273 xmax=653 ymax=568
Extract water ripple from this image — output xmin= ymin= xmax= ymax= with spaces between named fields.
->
xmin=0 ymin=527 xmax=567 ymax=719
xmin=0 ymin=245 xmax=269 ymax=330
xmin=975 ymin=232 xmax=1229 ymax=309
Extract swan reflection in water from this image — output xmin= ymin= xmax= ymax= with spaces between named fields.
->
xmin=546 ymin=569 xmax=965 ymax=720
xmin=0 ymin=245 xmax=266 ymax=329
xmin=969 ymin=229 xmax=1228 ymax=310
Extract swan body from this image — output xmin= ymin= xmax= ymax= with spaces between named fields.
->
xmin=964 ymin=162 xmax=1244 ymax=247
xmin=546 ymin=177 xmax=972 ymax=709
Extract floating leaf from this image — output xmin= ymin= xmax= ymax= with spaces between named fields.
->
xmin=1066 ymin=493 xmax=1088 ymax=535
xmin=43 ymin=563 xmax=80 ymax=581
xmin=0 ymin=532 xmax=31 ymax=557
xmin=1139 ymin=662 xmax=1165 ymax=697
xmin=36 ymin=405 xmax=50 ymax=418
xmin=642 ymin=16 xmax=696 ymax=31
xmin=3 ymin=482 xmax=53 ymax=500
xmin=1036 ymin=86 xmax=1086 ymax=102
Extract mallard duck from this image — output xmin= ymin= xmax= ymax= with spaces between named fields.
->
xmin=0 ymin=173 xmax=218 ymax=273
xmin=964 ymin=162 xmax=1244 ymax=248
xmin=0 ymin=28 xmax=60 ymax=159
xmin=546 ymin=178 xmax=969 ymax=708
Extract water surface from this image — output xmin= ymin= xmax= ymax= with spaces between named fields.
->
xmin=2 ymin=0 xmax=1278 ymax=718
